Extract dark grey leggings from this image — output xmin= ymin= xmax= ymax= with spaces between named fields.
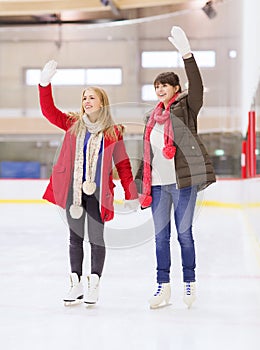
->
xmin=66 ymin=189 xmax=105 ymax=278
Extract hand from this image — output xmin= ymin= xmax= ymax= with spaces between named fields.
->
xmin=40 ymin=60 xmax=57 ymax=86
xmin=168 ymin=26 xmax=191 ymax=58
xmin=124 ymin=199 xmax=139 ymax=212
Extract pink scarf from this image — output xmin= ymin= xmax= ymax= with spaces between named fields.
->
xmin=140 ymin=93 xmax=179 ymax=208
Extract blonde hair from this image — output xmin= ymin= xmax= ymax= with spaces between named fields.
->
xmin=68 ymin=86 xmax=123 ymax=139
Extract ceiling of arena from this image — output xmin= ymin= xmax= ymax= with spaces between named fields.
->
xmin=0 ymin=0 xmax=205 ymax=25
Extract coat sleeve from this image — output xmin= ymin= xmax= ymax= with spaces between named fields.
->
xmin=183 ymin=55 xmax=203 ymax=115
xmin=113 ymin=134 xmax=138 ymax=200
xmin=38 ymin=84 xmax=72 ymax=131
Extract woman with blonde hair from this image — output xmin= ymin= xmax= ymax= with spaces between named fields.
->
xmin=38 ymin=60 xmax=138 ymax=306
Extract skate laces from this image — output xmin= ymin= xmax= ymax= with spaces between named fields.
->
xmin=184 ymin=282 xmax=194 ymax=296
xmin=88 ymin=276 xmax=99 ymax=293
xmin=154 ymin=284 xmax=163 ymax=296
xmin=88 ymin=282 xmax=98 ymax=292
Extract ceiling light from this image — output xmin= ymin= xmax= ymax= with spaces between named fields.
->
xmin=229 ymin=50 xmax=237 ymax=58
xmin=100 ymin=0 xmax=120 ymax=16
xmin=202 ymin=1 xmax=217 ymax=19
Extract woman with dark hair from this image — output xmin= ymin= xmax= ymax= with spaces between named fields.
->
xmin=38 ymin=61 xmax=138 ymax=306
xmin=136 ymin=26 xmax=216 ymax=309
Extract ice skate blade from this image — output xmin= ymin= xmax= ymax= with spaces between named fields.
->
xmin=64 ymin=300 xmax=82 ymax=307
xmin=184 ymin=302 xmax=194 ymax=309
xmin=84 ymin=301 xmax=97 ymax=307
xmin=149 ymin=301 xmax=171 ymax=310
xmin=183 ymin=298 xmax=195 ymax=309
xmin=64 ymin=297 xmax=83 ymax=307
xmin=84 ymin=303 xmax=97 ymax=309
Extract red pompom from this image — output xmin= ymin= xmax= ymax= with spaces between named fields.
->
xmin=163 ymin=145 xmax=176 ymax=159
xmin=139 ymin=194 xmax=152 ymax=208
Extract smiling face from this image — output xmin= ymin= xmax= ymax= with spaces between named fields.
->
xmin=74 ymin=86 xmax=113 ymax=134
xmin=154 ymin=83 xmax=179 ymax=107
xmin=82 ymin=88 xmax=103 ymax=116
xmin=153 ymin=71 xmax=181 ymax=108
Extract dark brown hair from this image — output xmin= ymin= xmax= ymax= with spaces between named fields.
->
xmin=153 ymin=72 xmax=182 ymax=92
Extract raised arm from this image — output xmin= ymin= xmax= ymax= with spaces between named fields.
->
xmin=38 ymin=60 xmax=72 ymax=131
xmin=168 ymin=26 xmax=203 ymax=114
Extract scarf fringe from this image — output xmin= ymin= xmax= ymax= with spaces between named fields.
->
xmin=163 ymin=145 xmax=176 ymax=159
xmin=69 ymin=204 xmax=84 ymax=219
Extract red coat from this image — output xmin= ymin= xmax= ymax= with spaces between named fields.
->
xmin=39 ymin=84 xmax=138 ymax=222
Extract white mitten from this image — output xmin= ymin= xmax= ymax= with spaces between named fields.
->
xmin=124 ymin=199 xmax=140 ymax=212
xmin=40 ymin=60 xmax=57 ymax=86
xmin=168 ymin=26 xmax=191 ymax=57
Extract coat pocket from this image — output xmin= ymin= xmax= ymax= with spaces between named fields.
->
xmin=52 ymin=164 xmax=68 ymax=205
xmin=177 ymin=128 xmax=203 ymax=157
xmin=53 ymin=164 xmax=66 ymax=173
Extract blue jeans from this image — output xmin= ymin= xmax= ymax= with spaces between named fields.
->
xmin=151 ymin=184 xmax=197 ymax=283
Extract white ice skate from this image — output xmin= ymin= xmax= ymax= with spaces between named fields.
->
xmin=63 ymin=272 xmax=84 ymax=306
xmin=84 ymin=274 xmax=100 ymax=305
xmin=149 ymin=283 xmax=171 ymax=309
xmin=183 ymin=282 xmax=196 ymax=308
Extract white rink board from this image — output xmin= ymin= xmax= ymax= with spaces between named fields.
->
xmin=0 ymin=177 xmax=260 ymax=246
xmin=1 ymin=177 xmax=259 ymax=202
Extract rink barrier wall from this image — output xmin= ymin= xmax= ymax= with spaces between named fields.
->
xmin=0 ymin=178 xmax=260 ymax=207
xmin=0 ymin=178 xmax=260 ymax=258
xmin=0 ymin=177 xmax=260 ymax=204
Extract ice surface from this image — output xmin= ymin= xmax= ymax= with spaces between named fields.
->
xmin=0 ymin=203 xmax=260 ymax=350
